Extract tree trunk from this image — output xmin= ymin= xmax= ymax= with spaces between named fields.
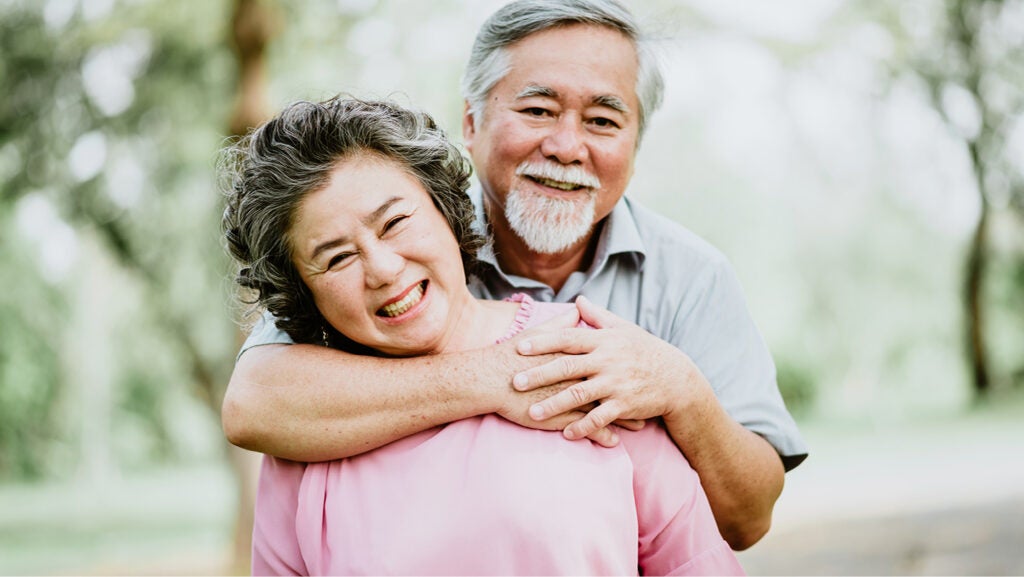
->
xmin=226 ymin=0 xmax=275 ymax=573
xmin=229 ymin=0 xmax=275 ymax=138
xmin=950 ymin=0 xmax=992 ymax=399
xmin=964 ymin=171 xmax=990 ymax=397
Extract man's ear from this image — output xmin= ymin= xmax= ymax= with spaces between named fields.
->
xmin=462 ymin=101 xmax=476 ymax=152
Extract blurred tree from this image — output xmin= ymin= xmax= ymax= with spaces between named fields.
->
xmin=0 ymin=232 xmax=66 ymax=479
xmin=0 ymin=2 xmax=90 ymax=479
xmin=0 ymin=0 xmax=255 ymax=571
xmin=224 ymin=0 xmax=278 ymax=571
xmin=859 ymin=0 xmax=1024 ymax=398
xmin=926 ymin=0 xmax=1024 ymax=397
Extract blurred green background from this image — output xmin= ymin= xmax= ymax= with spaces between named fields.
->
xmin=1 ymin=0 xmax=1022 ymax=574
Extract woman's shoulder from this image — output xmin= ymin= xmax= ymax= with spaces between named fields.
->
xmin=618 ymin=420 xmax=697 ymax=476
xmin=497 ymin=294 xmax=579 ymax=341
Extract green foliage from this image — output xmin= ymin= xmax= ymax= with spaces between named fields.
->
xmin=0 ymin=1 xmax=238 ymax=481
xmin=774 ymin=357 xmax=817 ymax=417
xmin=0 ymin=235 xmax=65 ymax=479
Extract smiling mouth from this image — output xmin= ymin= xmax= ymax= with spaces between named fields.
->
xmin=526 ymin=175 xmax=587 ymax=192
xmin=377 ymin=281 xmax=427 ymax=318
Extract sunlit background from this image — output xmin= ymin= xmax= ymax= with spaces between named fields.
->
xmin=1 ymin=0 xmax=1022 ymax=574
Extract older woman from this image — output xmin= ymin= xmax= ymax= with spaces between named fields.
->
xmin=222 ymin=96 xmax=743 ymax=576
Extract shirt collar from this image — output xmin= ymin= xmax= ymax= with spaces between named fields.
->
xmin=590 ymin=195 xmax=646 ymax=273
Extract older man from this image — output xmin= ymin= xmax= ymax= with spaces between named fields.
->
xmin=224 ymin=0 xmax=806 ymax=550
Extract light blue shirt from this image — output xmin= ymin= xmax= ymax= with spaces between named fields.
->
xmin=242 ymin=191 xmax=808 ymax=469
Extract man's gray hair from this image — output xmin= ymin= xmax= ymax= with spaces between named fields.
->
xmin=460 ymin=0 xmax=664 ymax=140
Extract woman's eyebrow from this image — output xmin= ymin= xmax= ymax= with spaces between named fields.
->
xmin=310 ymin=196 xmax=403 ymax=261
xmin=362 ymin=196 xmax=403 ymax=227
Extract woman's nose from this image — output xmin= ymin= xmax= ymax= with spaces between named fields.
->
xmin=363 ymin=244 xmax=404 ymax=289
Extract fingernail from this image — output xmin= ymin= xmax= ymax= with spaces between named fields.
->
xmin=529 ymin=404 xmax=545 ymax=420
xmin=513 ymin=373 xmax=528 ymax=390
xmin=517 ymin=340 xmax=532 ymax=354
xmin=563 ymin=428 xmax=576 ymax=440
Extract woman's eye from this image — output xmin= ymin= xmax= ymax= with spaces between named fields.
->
xmin=383 ymin=215 xmax=408 ymax=233
xmin=327 ymin=252 xmax=353 ymax=269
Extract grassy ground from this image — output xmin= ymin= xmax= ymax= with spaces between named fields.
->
xmin=1 ymin=393 xmax=1021 ymax=575
xmin=0 ymin=465 xmax=235 ymax=575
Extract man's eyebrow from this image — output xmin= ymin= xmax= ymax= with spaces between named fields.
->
xmin=514 ymin=85 xmax=630 ymax=115
xmin=310 ymin=195 xmax=402 ymax=261
xmin=593 ymin=94 xmax=630 ymax=115
xmin=515 ymin=84 xmax=558 ymax=99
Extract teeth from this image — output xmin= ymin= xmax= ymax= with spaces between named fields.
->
xmin=516 ymin=161 xmax=600 ymax=191
xmin=534 ymin=177 xmax=582 ymax=191
xmin=379 ymin=283 xmax=424 ymax=317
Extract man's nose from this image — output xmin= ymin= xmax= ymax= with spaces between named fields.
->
xmin=363 ymin=244 xmax=404 ymax=289
xmin=540 ymin=116 xmax=588 ymax=165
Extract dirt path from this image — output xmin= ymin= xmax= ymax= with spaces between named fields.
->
xmin=737 ymin=413 xmax=1024 ymax=575
xmin=738 ymin=495 xmax=1024 ymax=575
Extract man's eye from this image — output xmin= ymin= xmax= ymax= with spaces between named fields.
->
xmin=591 ymin=117 xmax=619 ymax=128
xmin=523 ymin=107 xmax=548 ymax=117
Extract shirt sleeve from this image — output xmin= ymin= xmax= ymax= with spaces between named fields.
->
xmin=237 ymin=310 xmax=295 ymax=361
xmin=622 ymin=422 xmax=746 ymax=576
xmin=252 ymin=456 xmax=308 ymax=576
xmin=672 ymin=256 xmax=808 ymax=470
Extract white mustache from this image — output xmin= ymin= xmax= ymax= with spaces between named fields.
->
xmin=515 ymin=161 xmax=601 ymax=190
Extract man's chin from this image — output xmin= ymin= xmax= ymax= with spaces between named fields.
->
xmin=506 ymin=188 xmax=596 ymax=254
xmin=513 ymin=221 xmax=593 ymax=254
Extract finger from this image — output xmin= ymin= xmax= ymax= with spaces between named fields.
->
xmin=585 ymin=426 xmax=620 ymax=448
xmin=563 ymin=402 xmax=622 ymax=441
xmin=575 ymin=295 xmax=626 ymax=330
xmin=533 ymin=307 xmax=582 ymax=330
xmin=514 ymin=352 xmax=596 ymax=391
xmin=528 ymin=381 xmax=598 ymax=419
xmin=529 ymin=408 xmax=591 ymax=431
xmin=613 ymin=418 xmax=646 ymax=431
xmin=516 ymin=327 xmax=599 ymax=356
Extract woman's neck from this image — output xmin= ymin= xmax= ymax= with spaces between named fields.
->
xmin=435 ymin=292 xmax=522 ymax=354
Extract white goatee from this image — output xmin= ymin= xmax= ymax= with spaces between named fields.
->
xmin=505 ymin=161 xmax=601 ymax=254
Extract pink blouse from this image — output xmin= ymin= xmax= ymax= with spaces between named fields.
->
xmin=252 ymin=296 xmax=744 ymax=576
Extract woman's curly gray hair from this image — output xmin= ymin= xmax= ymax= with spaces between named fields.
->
xmin=221 ymin=96 xmax=484 ymax=347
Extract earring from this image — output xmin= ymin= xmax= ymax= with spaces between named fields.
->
xmin=321 ymin=325 xmax=330 ymax=347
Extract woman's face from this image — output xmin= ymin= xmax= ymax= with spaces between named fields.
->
xmin=289 ymin=154 xmax=475 ymax=356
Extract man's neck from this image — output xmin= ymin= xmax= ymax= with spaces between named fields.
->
xmin=485 ymin=205 xmax=599 ymax=294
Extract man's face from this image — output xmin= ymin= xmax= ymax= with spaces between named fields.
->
xmin=463 ymin=23 xmax=641 ymax=256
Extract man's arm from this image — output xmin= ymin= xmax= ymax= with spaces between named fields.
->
xmin=223 ymin=343 xmax=501 ymax=461
xmin=509 ymin=296 xmax=786 ymax=550
xmin=223 ymin=322 xmax=625 ymax=462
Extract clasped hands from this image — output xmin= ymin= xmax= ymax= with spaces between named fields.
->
xmin=495 ymin=296 xmax=704 ymax=447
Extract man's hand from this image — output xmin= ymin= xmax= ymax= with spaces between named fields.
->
xmin=510 ymin=295 xmax=785 ymax=550
xmin=511 ymin=295 xmax=712 ymax=441
xmin=493 ymin=305 xmax=645 ymax=447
